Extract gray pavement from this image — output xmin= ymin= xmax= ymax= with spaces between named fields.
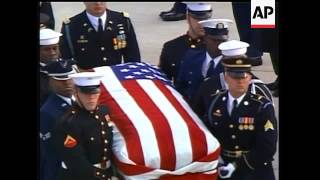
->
xmin=51 ymin=2 xmax=279 ymax=179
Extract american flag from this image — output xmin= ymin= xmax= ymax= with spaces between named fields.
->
xmin=94 ymin=62 xmax=220 ymax=180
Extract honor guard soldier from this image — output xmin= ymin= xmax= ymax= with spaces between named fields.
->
xmin=60 ymin=2 xmax=141 ymax=71
xmin=192 ymin=40 xmax=273 ymax=118
xmin=40 ymin=28 xmax=63 ymax=106
xmin=175 ymin=19 xmax=232 ymax=103
xmin=52 ymin=72 xmax=115 ymax=180
xmin=203 ymin=44 xmax=277 ymax=180
xmin=40 ymin=59 xmax=76 ymax=180
xmin=159 ymin=2 xmax=212 ymax=84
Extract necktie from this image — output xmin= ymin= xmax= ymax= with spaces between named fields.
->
xmin=206 ymin=60 xmax=215 ymax=77
xmin=231 ymin=99 xmax=238 ymax=115
xmin=98 ymin=18 xmax=103 ymax=32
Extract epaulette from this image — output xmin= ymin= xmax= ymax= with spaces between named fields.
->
xmin=63 ymin=17 xmax=70 ymax=24
xmin=122 ymin=11 xmax=130 ymax=18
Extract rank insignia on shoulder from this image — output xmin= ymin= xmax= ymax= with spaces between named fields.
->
xmin=123 ymin=11 xmax=130 ymax=18
xmin=63 ymin=18 xmax=70 ymax=24
xmin=64 ymin=135 xmax=77 ymax=148
xmin=40 ymin=132 xmax=51 ymax=141
xmin=264 ymin=120 xmax=274 ymax=131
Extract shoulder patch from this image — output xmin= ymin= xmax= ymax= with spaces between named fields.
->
xmin=122 ymin=11 xmax=130 ymax=18
xmin=64 ymin=135 xmax=77 ymax=148
xmin=63 ymin=17 xmax=70 ymax=24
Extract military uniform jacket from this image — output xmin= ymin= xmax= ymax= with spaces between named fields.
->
xmin=40 ymin=93 xmax=72 ymax=180
xmin=205 ymin=90 xmax=277 ymax=180
xmin=159 ymin=34 xmax=205 ymax=84
xmin=175 ymin=49 xmax=224 ymax=103
xmin=191 ymin=73 xmax=273 ymax=119
xmin=52 ymin=104 xmax=113 ymax=180
xmin=60 ymin=10 xmax=141 ymax=69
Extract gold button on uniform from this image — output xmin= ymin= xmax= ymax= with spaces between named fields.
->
xmin=81 ymin=48 xmax=85 ymax=51
xmin=95 ymin=115 xmax=99 ymax=119
xmin=103 ymin=57 xmax=107 ymax=61
xmin=231 ymin=135 xmax=236 ymax=139
xmin=102 ymin=131 xmax=106 ymax=135
xmin=235 ymin=145 xmax=239 ymax=149
xmin=229 ymin=124 xmax=234 ymax=128
xmin=101 ymin=47 xmax=105 ymax=51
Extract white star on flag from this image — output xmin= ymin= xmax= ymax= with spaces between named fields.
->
xmin=120 ymin=69 xmax=130 ymax=72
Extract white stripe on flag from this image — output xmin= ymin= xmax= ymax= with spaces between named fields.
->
xmin=137 ymin=80 xmax=193 ymax=169
xmin=95 ymin=66 xmax=161 ymax=168
xmin=122 ymin=160 xmax=218 ymax=180
xmin=111 ymin=123 xmax=134 ymax=164
xmin=166 ymin=85 xmax=220 ymax=154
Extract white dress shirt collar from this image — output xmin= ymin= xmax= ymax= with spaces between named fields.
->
xmin=86 ymin=11 xmax=107 ymax=31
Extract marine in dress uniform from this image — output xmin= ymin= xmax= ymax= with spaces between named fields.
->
xmin=192 ymin=40 xmax=273 ymax=118
xmin=52 ymin=72 xmax=115 ymax=180
xmin=159 ymin=2 xmax=212 ymax=84
xmin=203 ymin=43 xmax=277 ymax=180
xmin=59 ymin=2 xmax=140 ymax=70
xmin=40 ymin=28 xmax=63 ymax=107
xmin=175 ymin=19 xmax=232 ymax=103
xmin=40 ymin=59 xmax=76 ymax=180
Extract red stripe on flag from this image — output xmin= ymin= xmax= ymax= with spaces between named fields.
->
xmin=113 ymin=155 xmax=154 ymax=176
xmin=114 ymin=146 xmax=221 ymax=176
xmin=198 ymin=146 xmax=221 ymax=162
xmin=122 ymin=80 xmax=176 ymax=170
xmin=99 ymin=84 xmax=145 ymax=165
xmin=154 ymin=81 xmax=208 ymax=161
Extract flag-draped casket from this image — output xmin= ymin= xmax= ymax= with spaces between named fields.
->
xmin=94 ymin=62 xmax=220 ymax=180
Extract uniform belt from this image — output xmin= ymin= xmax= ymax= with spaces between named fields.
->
xmin=222 ymin=150 xmax=249 ymax=158
xmin=61 ymin=160 xmax=111 ymax=170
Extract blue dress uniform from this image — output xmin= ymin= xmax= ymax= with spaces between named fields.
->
xmin=60 ymin=10 xmax=141 ymax=70
xmin=159 ymin=34 xmax=205 ymax=84
xmin=40 ymin=94 xmax=73 ymax=180
xmin=40 ymin=59 xmax=76 ymax=180
xmin=159 ymin=2 xmax=212 ymax=84
xmin=204 ymin=90 xmax=277 ymax=180
xmin=175 ymin=19 xmax=232 ymax=103
xmin=52 ymin=104 xmax=114 ymax=180
xmin=191 ymin=73 xmax=273 ymax=119
xmin=175 ymin=49 xmax=225 ymax=102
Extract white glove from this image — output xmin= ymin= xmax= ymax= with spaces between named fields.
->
xmin=218 ymin=163 xmax=236 ymax=179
